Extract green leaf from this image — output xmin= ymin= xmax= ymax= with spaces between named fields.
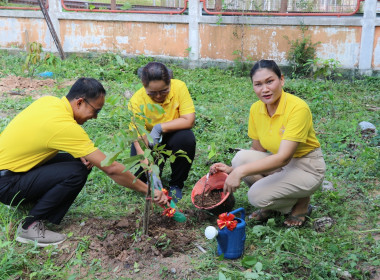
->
xmin=101 ymin=151 xmax=121 ymax=166
xmin=266 ymin=218 xmax=275 ymax=227
xmin=177 ymin=153 xmax=191 ymax=163
xmin=115 ymin=55 xmax=125 ymax=66
xmin=168 ymin=154 xmax=176 ymax=163
xmin=122 ymin=155 xmax=144 ymax=172
xmin=143 ymin=149 xmax=151 ymax=159
xmin=244 ymin=272 xmax=259 ymax=279
xmin=156 ymin=104 xmax=165 ymax=114
xmin=254 ymin=262 xmax=263 ymax=272
xmin=241 ymin=255 xmax=258 ymax=268
xmin=251 ymin=225 xmax=268 ymax=237
xmin=219 ymin=272 xmax=227 ymax=280
xmin=147 ymin=103 xmax=154 ymax=112
xmin=151 ymin=165 xmax=160 ymax=176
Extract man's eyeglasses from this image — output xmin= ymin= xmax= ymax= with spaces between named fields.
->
xmin=83 ymin=98 xmax=102 ymax=115
xmin=146 ymin=88 xmax=170 ymax=97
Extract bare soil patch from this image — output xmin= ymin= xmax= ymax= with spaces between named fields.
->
xmin=55 ymin=208 xmax=217 ymax=279
xmin=0 ymin=75 xmax=56 ymax=99
xmin=0 ymin=76 xmax=76 ymax=100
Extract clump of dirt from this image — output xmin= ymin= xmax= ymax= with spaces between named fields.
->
xmin=56 ymin=208 xmax=217 ymax=279
xmin=0 ymin=75 xmax=56 ymax=98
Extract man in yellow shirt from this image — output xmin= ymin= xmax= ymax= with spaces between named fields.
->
xmin=0 ymin=78 xmax=167 ymax=247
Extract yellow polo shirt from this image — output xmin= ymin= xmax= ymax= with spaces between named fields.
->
xmin=0 ymin=96 xmax=97 ymax=172
xmin=128 ymin=79 xmax=195 ymax=131
xmin=248 ymin=91 xmax=320 ymax=157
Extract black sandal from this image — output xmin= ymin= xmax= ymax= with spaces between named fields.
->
xmin=248 ymin=209 xmax=274 ymax=222
xmin=284 ymin=205 xmax=313 ymax=228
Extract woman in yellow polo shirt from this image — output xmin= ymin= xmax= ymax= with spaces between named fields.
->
xmin=129 ymin=62 xmax=196 ymax=202
xmin=210 ymin=60 xmax=325 ymax=227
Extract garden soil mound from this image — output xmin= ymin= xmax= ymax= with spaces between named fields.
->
xmin=0 ymin=76 xmax=75 ymax=99
xmin=55 ymin=209 xmax=217 ymax=279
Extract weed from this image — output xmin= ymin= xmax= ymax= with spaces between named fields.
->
xmin=120 ymin=1 xmax=132 ymax=10
xmin=284 ymin=25 xmax=320 ymax=78
xmin=184 ymin=46 xmax=192 ymax=58
xmin=232 ymin=49 xmax=255 ymax=77
xmin=305 ymin=57 xmax=342 ymax=80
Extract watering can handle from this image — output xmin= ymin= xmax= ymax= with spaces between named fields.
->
xmin=229 ymin=207 xmax=245 ymax=220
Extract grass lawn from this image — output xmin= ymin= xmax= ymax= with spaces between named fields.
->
xmin=0 ymin=50 xmax=379 ymax=279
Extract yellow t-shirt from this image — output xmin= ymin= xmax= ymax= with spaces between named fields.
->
xmin=0 ymin=96 xmax=97 ymax=172
xmin=248 ymin=91 xmax=320 ymax=157
xmin=128 ymin=79 xmax=195 ymax=131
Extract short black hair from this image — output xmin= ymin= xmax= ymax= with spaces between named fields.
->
xmin=66 ymin=78 xmax=106 ymax=101
xmin=250 ymin=60 xmax=282 ymax=81
xmin=140 ymin=62 xmax=171 ymax=87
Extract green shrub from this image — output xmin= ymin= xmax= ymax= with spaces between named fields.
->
xmin=285 ymin=26 xmax=320 ymax=78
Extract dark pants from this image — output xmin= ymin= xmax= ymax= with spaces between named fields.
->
xmin=130 ymin=129 xmax=196 ymax=189
xmin=0 ymin=153 xmax=89 ymax=224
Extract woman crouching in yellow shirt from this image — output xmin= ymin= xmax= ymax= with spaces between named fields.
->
xmin=129 ymin=62 xmax=196 ymax=202
xmin=210 ymin=60 xmax=325 ymax=227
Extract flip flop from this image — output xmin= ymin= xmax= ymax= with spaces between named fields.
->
xmin=248 ymin=209 xmax=274 ymax=222
xmin=284 ymin=205 xmax=313 ymax=228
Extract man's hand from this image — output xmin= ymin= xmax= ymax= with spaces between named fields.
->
xmin=80 ymin=157 xmax=93 ymax=170
xmin=150 ymin=172 xmax=169 ymax=206
xmin=149 ymin=124 xmax=162 ymax=148
xmin=210 ymin=162 xmax=233 ymax=175
xmin=153 ymin=189 xmax=168 ymax=206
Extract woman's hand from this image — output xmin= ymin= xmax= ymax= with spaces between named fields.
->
xmin=210 ymin=163 xmax=233 ymax=175
xmin=148 ymin=124 xmax=163 ymax=148
xmin=224 ymin=168 xmax=243 ymax=194
xmin=153 ymin=189 xmax=168 ymax=206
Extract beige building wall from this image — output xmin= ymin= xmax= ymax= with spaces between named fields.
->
xmin=200 ymin=24 xmax=362 ymax=67
xmin=0 ymin=0 xmax=379 ymax=71
xmin=60 ymin=20 xmax=189 ymax=57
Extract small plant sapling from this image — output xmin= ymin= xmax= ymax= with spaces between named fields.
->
xmin=23 ymin=42 xmax=60 ymax=77
xmin=101 ymin=98 xmax=190 ymax=235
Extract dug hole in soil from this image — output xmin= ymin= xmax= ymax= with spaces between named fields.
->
xmin=56 ymin=207 xmax=219 ymax=279
xmin=55 ymin=186 xmax=231 ymax=278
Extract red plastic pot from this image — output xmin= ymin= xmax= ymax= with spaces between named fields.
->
xmin=191 ymin=172 xmax=235 ymax=215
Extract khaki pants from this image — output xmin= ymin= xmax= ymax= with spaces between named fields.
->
xmin=231 ymin=148 xmax=326 ymax=214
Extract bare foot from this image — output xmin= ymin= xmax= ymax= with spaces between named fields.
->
xmin=284 ymin=197 xmax=311 ymax=227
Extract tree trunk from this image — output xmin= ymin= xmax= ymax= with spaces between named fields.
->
xmin=111 ymin=0 xmax=116 ymax=10
xmin=280 ymin=0 xmax=288 ymax=13
xmin=215 ymin=0 xmax=222 ymax=11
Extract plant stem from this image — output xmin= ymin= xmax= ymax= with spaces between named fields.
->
xmin=143 ymin=170 xmax=151 ymax=235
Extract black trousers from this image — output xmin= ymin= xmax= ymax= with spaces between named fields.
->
xmin=130 ymin=129 xmax=196 ymax=189
xmin=0 ymin=153 xmax=89 ymax=224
